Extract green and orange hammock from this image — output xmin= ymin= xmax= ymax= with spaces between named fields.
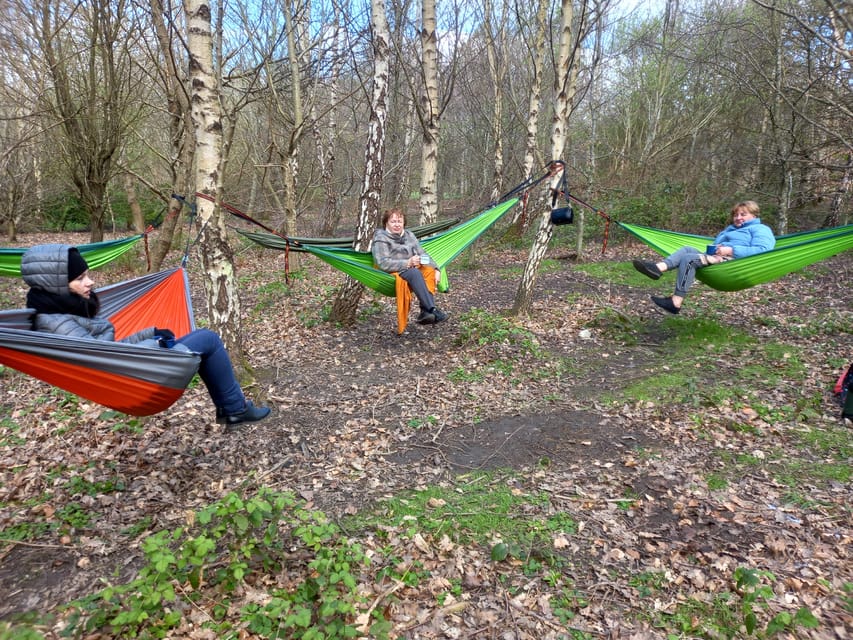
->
xmin=0 ymin=266 xmax=200 ymax=416
xmin=299 ymin=197 xmax=521 ymax=297
xmin=0 ymin=234 xmax=145 ymax=278
xmin=619 ymin=222 xmax=853 ymax=291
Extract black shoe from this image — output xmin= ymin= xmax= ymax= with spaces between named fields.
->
xmin=633 ymin=259 xmax=662 ymax=280
xmin=651 ymin=295 xmax=680 ymax=314
xmin=216 ymin=401 xmax=271 ymax=426
xmin=431 ymin=307 xmax=448 ymax=323
xmin=417 ymin=310 xmax=436 ymax=324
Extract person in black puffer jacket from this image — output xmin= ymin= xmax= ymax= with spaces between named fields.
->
xmin=21 ymin=243 xmax=271 ymax=426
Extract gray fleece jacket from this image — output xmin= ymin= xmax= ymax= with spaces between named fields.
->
xmin=372 ymin=228 xmax=434 ymax=273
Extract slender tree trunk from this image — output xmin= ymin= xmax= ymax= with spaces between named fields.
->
xmin=418 ymin=0 xmax=439 ymax=225
xmin=315 ymin=4 xmax=342 ymax=236
xmin=329 ymin=0 xmax=390 ymax=326
xmin=393 ymin=96 xmax=416 ymax=205
xmin=508 ymin=0 xmax=548 ymax=233
xmin=484 ymin=0 xmax=506 ymax=202
xmin=185 ymin=0 xmax=242 ymax=358
xmin=148 ymin=0 xmax=194 ymax=271
xmin=282 ymin=0 xmax=304 ymax=269
xmin=825 ymin=154 xmax=851 ymax=227
xmin=124 ymin=173 xmax=145 ymax=232
xmin=512 ymin=0 xmax=574 ymax=316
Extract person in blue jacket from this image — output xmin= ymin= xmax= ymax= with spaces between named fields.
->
xmin=632 ymin=200 xmax=776 ymax=313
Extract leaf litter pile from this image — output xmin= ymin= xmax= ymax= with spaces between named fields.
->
xmin=0 ymin=230 xmax=851 ymax=639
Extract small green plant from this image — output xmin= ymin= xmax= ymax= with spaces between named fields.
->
xmin=456 ymin=309 xmax=543 ymax=358
xmin=706 ymin=472 xmax=728 ymax=491
xmin=407 ymin=415 xmax=438 ymax=429
xmin=0 ymin=417 xmax=26 ymax=446
xmin=0 ymin=621 xmax=46 ymax=640
xmin=65 ymin=474 xmax=125 ymax=497
xmin=654 ymin=567 xmax=819 ymax=637
xmin=732 ymin=567 xmax=818 ymax=636
xmin=448 ymin=366 xmax=486 ymax=383
xmin=629 ymin=571 xmax=667 ymax=598
xmin=62 ymin=488 xmax=380 ymax=640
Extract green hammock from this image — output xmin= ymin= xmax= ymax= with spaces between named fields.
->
xmin=236 ymin=217 xmax=460 ymax=252
xmin=301 ymin=197 xmax=520 ymax=297
xmin=0 ymin=234 xmax=144 ymax=278
xmin=621 ymin=222 xmax=853 ymax=292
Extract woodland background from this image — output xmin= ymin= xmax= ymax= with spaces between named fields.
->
xmin=0 ymin=0 xmax=852 ymax=638
xmin=0 ymin=0 xmax=851 ymax=346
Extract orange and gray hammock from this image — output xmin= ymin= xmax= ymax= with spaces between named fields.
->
xmin=0 ymin=267 xmax=200 ymax=416
xmin=566 ymin=193 xmax=853 ymax=292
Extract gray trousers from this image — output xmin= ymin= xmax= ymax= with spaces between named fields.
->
xmin=663 ymin=247 xmax=709 ymax=298
xmin=398 ymin=268 xmax=435 ymax=311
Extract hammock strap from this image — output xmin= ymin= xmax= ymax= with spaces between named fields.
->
xmin=566 ymin=191 xmax=613 ymax=255
xmin=194 ymin=191 xmax=298 ymax=284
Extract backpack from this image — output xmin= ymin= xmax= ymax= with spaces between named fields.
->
xmin=835 ymin=363 xmax=853 ymax=419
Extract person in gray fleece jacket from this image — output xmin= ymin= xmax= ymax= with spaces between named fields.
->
xmin=21 ymin=243 xmax=270 ymax=426
xmin=372 ymin=208 xmax=448 ymax=325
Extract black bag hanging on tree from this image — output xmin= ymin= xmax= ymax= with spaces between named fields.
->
xmin=549 ymin=168 xmax=574 ymax=226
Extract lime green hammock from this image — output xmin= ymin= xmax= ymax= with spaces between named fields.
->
xmin=301 ymin=197 xmax=520 ymax=297
xmin=0 ymin=234 xmax=144 ymax=278
xmin=620 ymin=222 xmax=853 ymax=292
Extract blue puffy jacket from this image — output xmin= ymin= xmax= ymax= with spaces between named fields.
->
xmin=714 ymin=218 xmax=775 ymax=259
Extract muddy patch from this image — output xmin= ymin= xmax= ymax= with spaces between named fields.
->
xmin=385 ymin=409 xmax=657 ymax=471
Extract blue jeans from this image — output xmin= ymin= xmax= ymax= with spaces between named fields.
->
xmin=663 ymin=247 xmax=708 ymax=297
xmin=398 ymin=268 xmax=436 ymax=311
xmin=176 ymin=329 xmax=245 ymax=414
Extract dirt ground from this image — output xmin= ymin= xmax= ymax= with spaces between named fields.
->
xmin=1 ymin=230 xmax=851 ymax=637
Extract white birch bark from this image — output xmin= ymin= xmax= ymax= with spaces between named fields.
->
xmin=509 ymin=0 xmax=549 ymax=231
xmin=329 ymin=0 xmax=390 ymax=325
xmin=512 ymin=0 xmax=575 ymax=316
xmin=185 ymin=0 xmax=242 ymax=356
xmin=418 ymin=0 xmax=440 ymax=224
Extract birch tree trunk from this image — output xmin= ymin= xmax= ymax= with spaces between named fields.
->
xmin=185 ymin=0 xmax=243 ymax=358
xmin=511 ymin=0 xmax=575 ymax=316
xmin=508 ymin=0 xmax=549 ymax=232
xmin=418 ymin=0 xmax=440 ymax=224
xmin=484 ymin=0 xmax=507 ymax=202
xmin=329 ymin=0 xmax=390 ymax=326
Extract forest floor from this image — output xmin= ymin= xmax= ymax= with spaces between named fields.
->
xmin=0 ymin=227 xmax=851 ymax=639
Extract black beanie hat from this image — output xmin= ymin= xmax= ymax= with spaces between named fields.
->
xmin=67 ymin=248 xmax=89 ymax=282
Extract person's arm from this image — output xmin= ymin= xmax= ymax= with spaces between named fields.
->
xmin=119 ymin=327 xmax=158 ymax=345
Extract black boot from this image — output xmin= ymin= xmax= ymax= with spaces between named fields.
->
xmin=651 ymin=295 xmax=680 ymax=314
xmin=217 ymin=401 xmax=271 ymax=426
xmin=633 ymin=259 xmax=662 ymax=280
xmin=417 ymin=309 xmax=436 ymax=324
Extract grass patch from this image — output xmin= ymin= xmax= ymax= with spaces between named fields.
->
xmin=0 ymin=417 xmax=26 ymax=447
xmin=347 ymin=472 xmax=576 ymax=560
